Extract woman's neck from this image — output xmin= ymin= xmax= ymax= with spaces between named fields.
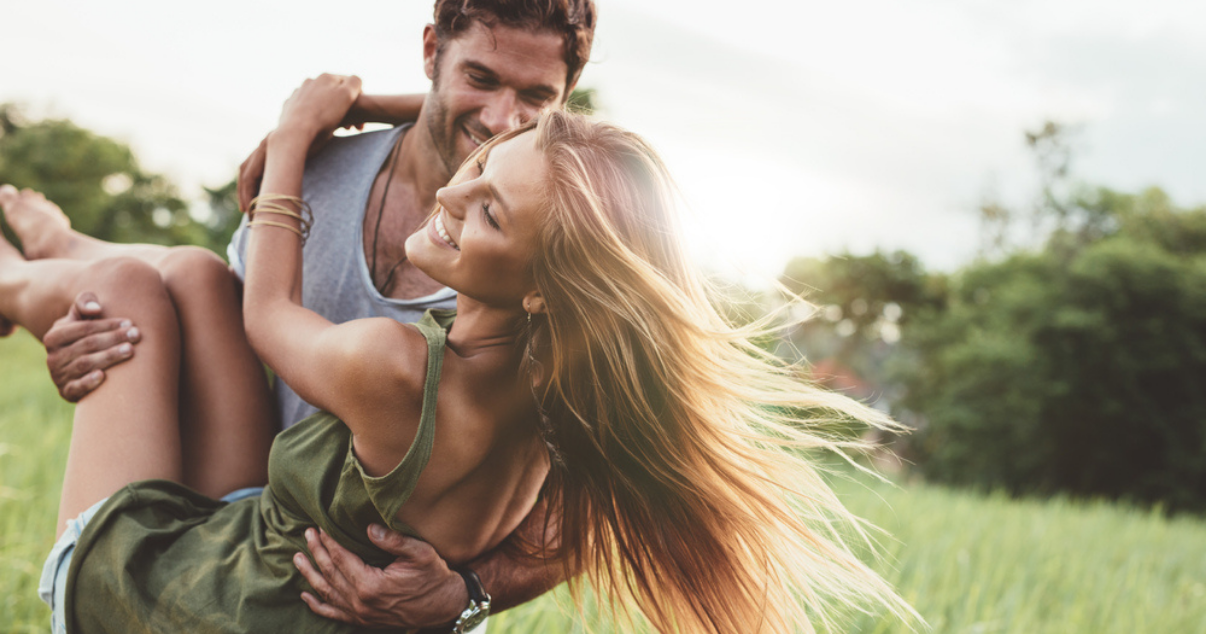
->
xmin=445 ymin=295 xmax=527 ymax=359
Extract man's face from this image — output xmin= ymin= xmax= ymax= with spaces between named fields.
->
xmin=422 ymin=20 xmax=569 ymax=174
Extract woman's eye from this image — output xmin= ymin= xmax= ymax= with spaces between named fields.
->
xmin=482 ymin=202 xmax=500 ymax=229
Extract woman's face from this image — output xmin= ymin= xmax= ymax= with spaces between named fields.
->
xmin=406 ymin=131 xmax=549 ymax=307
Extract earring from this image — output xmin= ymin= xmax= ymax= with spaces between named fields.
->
xmin=527 ymin=312 xmax=532 ymax=325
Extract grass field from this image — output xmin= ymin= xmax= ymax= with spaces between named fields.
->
xmin=3 ymin=328 xmax=1205 ymax=633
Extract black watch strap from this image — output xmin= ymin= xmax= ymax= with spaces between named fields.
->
xmin=454 ymin=567 xmax=490 ymax=604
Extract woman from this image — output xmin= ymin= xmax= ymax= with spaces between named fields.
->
xmin=1 ymin=75 xmax=912 ymax=633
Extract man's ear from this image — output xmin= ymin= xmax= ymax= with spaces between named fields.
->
xmin=559 ymin=80 xmax=578 ymax=107
xmin=523 ymin=291 xmax=547 ymax=315
xmin=423 ymin=24 xmax=439 ymax=81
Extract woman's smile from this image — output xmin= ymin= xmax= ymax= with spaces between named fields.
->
xmin=431 ymin=212 xmax=460 ymax=250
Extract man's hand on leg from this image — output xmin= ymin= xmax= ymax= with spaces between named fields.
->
xmin=43 ymin=291 xmax=141 ymax=402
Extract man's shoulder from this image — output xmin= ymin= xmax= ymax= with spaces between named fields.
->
xmin=311 ymin=125 xmax=410 ymax=168
xmin=301 ymin=125 xmax=409 ymax=202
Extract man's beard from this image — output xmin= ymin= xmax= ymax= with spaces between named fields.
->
xmin=423 ymin=86 xmax=463 ymax=178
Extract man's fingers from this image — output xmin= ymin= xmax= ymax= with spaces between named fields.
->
xmin=59 ymin=371 xmax=105 ymax=403
xmin=300 ymin=591 xmax=359 ymax=625
xmin=319 ymin=528 xmax=376 ymax=582
xmin=367 ymin=523 xmax=435 ymax=560
xmin=43 ymin=317 xmax=130 ymax=350
xmin=71 ymin=291 xmax=103 ymax=319
xmin=44 ymin=315 xmax=137 ymax=403
xmin=60 ymin=343 xmax=135 ymax=383
xmin=237 ymin=138 xmax=268 ymax=212
xmin=294 ymin=551 xmax=344 ymax=609
xmin=73 ymin=325 xmax=140 ymax=355
xmin=305 ymin=528 xmax=356 ymax=598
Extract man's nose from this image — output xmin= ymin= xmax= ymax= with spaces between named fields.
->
xmin=479 ymin=91 xmax=528 ymax=136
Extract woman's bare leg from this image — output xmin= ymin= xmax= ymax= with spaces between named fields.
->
xmin=0 ymin=242 xmax=182 ymax=537
xmin=1 ymin=186 xmax=275 ymax=498
xmin=155 ymin=247 xmax=275 ymax=497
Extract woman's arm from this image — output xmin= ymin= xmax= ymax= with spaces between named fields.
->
xmin=241 ymin=75 xmax=426 ymax=462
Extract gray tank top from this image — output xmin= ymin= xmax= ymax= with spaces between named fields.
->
xmin=228 ymin=126 xmax=457 ymax=429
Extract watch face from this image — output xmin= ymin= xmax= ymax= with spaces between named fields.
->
xmin=456 ymin=604 xmax=489 ymax=633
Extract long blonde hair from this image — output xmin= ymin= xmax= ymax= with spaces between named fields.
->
xmin=493 ymin=111 xmax=914 ymax=633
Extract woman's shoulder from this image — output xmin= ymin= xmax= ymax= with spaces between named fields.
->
xmin=331 ymin=317 xmax=433 ymax=395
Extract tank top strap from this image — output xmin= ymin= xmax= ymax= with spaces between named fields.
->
xmin=362 ymin=308 xmax=455 ymax=532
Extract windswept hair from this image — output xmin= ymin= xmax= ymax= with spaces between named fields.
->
xmin=480 ymin=112 xmax=915 ymax=633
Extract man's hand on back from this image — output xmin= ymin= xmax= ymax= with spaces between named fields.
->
xmin=296 ymin=497 xmax=567 ymax=630
xmin=294 ymin=525 xmax=467 ymax=631
xmin=43 ymin=291 xmax=141 ymax=402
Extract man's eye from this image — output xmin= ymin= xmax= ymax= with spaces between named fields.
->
xmin=468 ymin=74 xmax=496 ymax=87
xmin=522 ymin=93 xmax=554 ymax=106
xmin=482 ymin=203 xmax=500 ymax=230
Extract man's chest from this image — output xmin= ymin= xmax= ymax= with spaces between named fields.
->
xmin=359 ymin=183 xmax=446 ymax=300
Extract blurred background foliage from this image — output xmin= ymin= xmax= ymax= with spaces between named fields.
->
xmin=2 ymin=102 xmax=1203 ymax=514
xmin=0 ymin=104 xmax=242 ymax=254
xmin=782 ymin=122 xmax=1206 ymax=514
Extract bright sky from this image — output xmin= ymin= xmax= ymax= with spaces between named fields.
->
xmin=3 ymin=0 xmax=1205 ymax=279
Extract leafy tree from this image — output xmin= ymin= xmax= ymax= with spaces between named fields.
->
xmin=901 ymin=190 xmax=1206 ymax=511
xmin=0 ymin=103 xmax=235 ymax=254
xmin=779 ymin=250 xmax=944 ymax=392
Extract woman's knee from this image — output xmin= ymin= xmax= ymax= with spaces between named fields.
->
xmin=157 ymin=246 xmax=237 ymax=303
xmin=84 ymin=257 xmax=175 ymax=319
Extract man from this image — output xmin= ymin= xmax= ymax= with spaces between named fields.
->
xmin=37 ymin=0 xmax=596 ymax=630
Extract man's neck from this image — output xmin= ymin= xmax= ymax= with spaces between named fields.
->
xmin=395 ymin=107 xmax=454 ymax=213
xmin=361 ymin=105 xmax=455 ymax=301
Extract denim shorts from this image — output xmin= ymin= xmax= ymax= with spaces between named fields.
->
xmin=37 ymin=486 xmax=264 ymax=633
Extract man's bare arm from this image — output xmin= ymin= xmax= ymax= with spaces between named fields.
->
xmin=465 ymin=496 xmax=566 ymax=613
xmin=236 ymin=93 xmax=425 ymax=212
xmin=295 ymin=496 xmax=569 ymax=629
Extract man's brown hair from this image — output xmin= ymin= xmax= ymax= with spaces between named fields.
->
xmin=433 ymin=0 xmax=597 ymax=96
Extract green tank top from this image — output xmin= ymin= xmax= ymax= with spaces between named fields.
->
xmin=63 ymin=310 xmax=454 ymax=634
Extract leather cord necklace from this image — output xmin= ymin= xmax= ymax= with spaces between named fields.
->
xmin=370 ymin=132 xmax=408 ymax=295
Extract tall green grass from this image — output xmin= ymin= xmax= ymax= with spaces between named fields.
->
xmin=1 ymin=330 xmax=73 ymax=632
xmin=2 ymin=329 xmax=1204 ymax=632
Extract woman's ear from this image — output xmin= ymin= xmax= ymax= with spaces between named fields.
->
xmin=523 ymin=291 xmax=547 ymax=315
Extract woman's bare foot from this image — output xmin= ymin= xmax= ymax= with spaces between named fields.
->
xmin=0 ymin=184 xmax=172 ymax=264
xmin=0 ymin=185 xmax=74 ymax=260
xmin=0 ymin=228 xmax=25 ymax=336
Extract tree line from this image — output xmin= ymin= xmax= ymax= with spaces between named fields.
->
xmin=782 ymin=123 xmax=1206 ymax=513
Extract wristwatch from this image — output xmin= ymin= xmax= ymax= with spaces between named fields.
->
xmin=451 ymin=567 xmax=491 ymax=633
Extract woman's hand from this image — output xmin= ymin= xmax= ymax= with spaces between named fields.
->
xmin=275 ymin=74 xmax=364 ymax=143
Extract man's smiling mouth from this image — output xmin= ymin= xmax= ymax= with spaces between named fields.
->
xmin=464 ymin=125 xmax=488 ymax=147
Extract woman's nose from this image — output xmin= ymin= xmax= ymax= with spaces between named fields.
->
xmin=435 ymin=185 xmax=466 ymax=219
